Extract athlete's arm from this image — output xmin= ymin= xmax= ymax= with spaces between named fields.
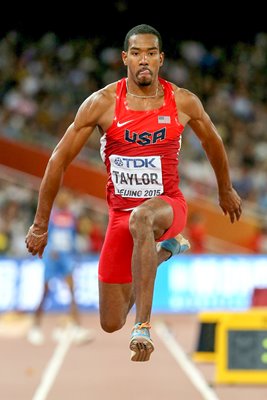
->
xmin=26 ymin=88 xmax=113 ymax=257
xmin=177 ymin=88 xmax=242 ymax=223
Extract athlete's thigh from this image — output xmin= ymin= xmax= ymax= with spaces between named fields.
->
xmin=132 ymin=194 xmax=187 ymax=240
xmin=98 ymin=209 xmax=133 ymax=283
xmin=133 ymin=196 xmax=174 ymax=239
xmin=98 ymin=281 xmax=133 ymax=330
xmin=157 ymin=194 xmax=188 ymax=240
xmin=98 ymin=209 xmax=134 ymax=328
xmin=43 ymin=256 xmax=57 ymax=282
xmin=58 ymin=253 xmax=74 ymax=278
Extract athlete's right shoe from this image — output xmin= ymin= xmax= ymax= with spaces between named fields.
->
xmin=27 ymin=326 xmax=44 ymax=346
xmin=129 ymin=322 xmax=154 ymax=362
xmin=160 ymin=233 xmax=190 ymax=259
xmin=52 ymin=325 xmax=95 ymax=345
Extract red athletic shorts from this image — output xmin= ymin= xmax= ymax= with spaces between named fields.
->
xmin=98 ymin=194 xmax=187 ymax=284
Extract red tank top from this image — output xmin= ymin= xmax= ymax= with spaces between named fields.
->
xmin=100 ymin=77 xmax=185 ymax=210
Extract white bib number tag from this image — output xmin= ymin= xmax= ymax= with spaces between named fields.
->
xmin=110 ymin=154 xmax=163 ymax=198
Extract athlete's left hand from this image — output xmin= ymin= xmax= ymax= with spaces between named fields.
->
xmin=219 ymin=188 xmax=242 ymax=223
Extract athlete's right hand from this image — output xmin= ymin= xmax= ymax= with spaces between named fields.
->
xmin=25 ymin=225 xmax=48 ymax=258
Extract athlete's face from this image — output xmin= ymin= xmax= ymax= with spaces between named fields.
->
xmin=122 ymin=34 xmax=164 ymax=87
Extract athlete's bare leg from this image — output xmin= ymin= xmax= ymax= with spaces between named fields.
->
xmin=98 ymin=282 xmax=133 ymax=332
xmin=32 ymin=282 xmax=49 ymax=327
xmin=129 ymin=197 xmax=173 ymax=324
xmin=99 ymin=197 xmax=174 ymax=334
xmin=65 ymin=274 xmax=80 ymax=325
xmin=99 ymin=196 xmax=182 ymax=336
xmin=27 ymin=282 xmax=49 ymax=345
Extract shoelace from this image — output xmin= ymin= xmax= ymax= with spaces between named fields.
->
xmin=132 ymin=321 xmax=151 ymax=332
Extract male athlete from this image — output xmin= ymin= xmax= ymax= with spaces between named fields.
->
xmin=27 ymin=189 xmax=94 ymax=346
xmin=25 ymin=24 xmax=242 ymax=362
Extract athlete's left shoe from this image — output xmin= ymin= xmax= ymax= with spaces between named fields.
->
xmin=72 ymin=325 xmax=95 ymax=345
xmin=160 ymin=233 xmax=190 ymax=259
xmin=129 ymin=322 xmax=154 ymax=362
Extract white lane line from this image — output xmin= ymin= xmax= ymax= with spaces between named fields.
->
xmin=32 ymin=327 xmax=74 ymax=400
xmin=155 ymin=321 xmax=219 ymax=400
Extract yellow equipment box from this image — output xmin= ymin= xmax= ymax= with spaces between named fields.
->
xmin=215 ymin=308 xmax=267 ymax=384
xmin=193 ymin=310 xmax=230 ymax=362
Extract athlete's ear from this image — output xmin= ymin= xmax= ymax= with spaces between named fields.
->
xmin=159 ymin=52 xmax=164 ymax=67
xmin=122 ymin=51 xmax=128 ymax=66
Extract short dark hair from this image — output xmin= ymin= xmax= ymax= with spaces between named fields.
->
xmin=124 ymin=24 xmax=163 ymax=52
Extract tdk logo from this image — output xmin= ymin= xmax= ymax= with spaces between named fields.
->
xmin=116 ymin=158 xmax=157 ymax=168
xmin=114 ymin=157 xmax=124 ymax=166
xmin=125 ymin=128 xmax=166 ymax=146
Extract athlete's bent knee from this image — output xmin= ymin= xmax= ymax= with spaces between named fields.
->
xmin=129 ymin=207 xmax=153 ymax=238
xmin=100 ymin=317 xmax=126 ymax=333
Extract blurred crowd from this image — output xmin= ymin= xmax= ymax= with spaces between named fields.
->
xmin=1 ymin=30 xmax=267 ymax=254
xmin=0 ymin=174 xmax=107 ymax=257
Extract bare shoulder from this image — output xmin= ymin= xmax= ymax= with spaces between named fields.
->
xmin=81 ymin=82 xmax=117 ymax=112
xmin=95 ymin=82 xmax=117 ymax=102
xmin=75 ymin=82 xmax=117 ymax=128
xmin=171 ymin=83 xmax=204 ymax=120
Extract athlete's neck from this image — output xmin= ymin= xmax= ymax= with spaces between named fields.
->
xmin=126 ymin=79 xmax=159 ymax=99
